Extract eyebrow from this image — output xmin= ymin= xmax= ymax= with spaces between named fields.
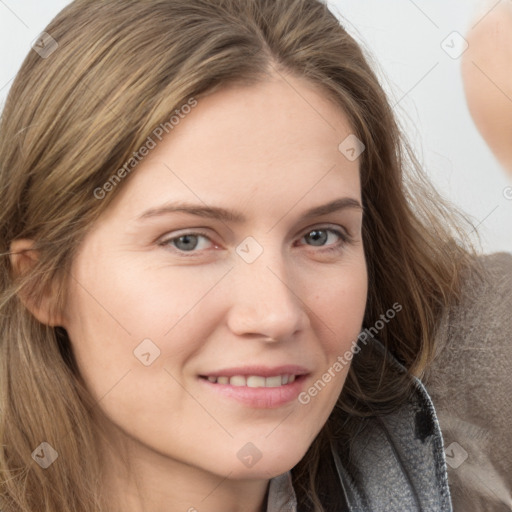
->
xmin=137 ymin=197 xmax=363 ymax=223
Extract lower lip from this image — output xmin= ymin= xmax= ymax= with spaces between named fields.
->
xmin=198 ymin=375 xmax=307 ymax=409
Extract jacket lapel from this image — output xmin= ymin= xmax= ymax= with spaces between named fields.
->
xmin=330 ymin=341 xmax=453 ymax=511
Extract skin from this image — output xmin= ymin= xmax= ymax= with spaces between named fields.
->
xmin=11 ymin=72 xmax=368 ymax=512
xmin=461 ymin=1 xmax=512 ymax=175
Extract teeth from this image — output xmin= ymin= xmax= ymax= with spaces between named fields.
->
xmin=230 ymin=375 xmax=246 ymax=386
xmin=247 ymin=376 xmax=266 ymax=388
xmin=265 ymin=376 xmax=282 ymax=387
xmin=205 ymin=374 xmax=297 ymax=387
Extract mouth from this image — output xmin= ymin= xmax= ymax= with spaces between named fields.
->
xmin=199 ymin=374 xmax=299 ymax=387
xmin=198 ymin=367 xmax=309 ymax=408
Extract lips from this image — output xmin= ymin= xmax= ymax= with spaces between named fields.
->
xmin=198 ymin=365 xmax=309 ymax=408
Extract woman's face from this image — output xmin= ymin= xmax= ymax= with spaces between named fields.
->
xmin=63 ymin=73 xmax=368 ymax=481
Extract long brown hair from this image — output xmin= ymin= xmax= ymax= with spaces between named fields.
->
xmin=0 ymin=0 xmax=485 ymax=510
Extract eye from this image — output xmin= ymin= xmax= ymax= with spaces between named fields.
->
xmin=299 ymin=227 xmax=352 ymax=252
xmin=159 ymin=231 xmax=215 ymax=253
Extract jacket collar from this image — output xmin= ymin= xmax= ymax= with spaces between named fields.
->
xmin=266 ymin=339 xmax=453 ymax=511
xmin=329 ymin=364 xmax=453 ymax=510
xmin=266 ymin=471 xmax=297 ymax=512
xmin=331 ymin=339 xmax=452 ymax=510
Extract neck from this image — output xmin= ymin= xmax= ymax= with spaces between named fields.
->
xmin=100 ymin=433 xmax=270 ymax=512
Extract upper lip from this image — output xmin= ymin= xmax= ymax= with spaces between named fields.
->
xmin=199 ymin=365 xmax=310 ymax=378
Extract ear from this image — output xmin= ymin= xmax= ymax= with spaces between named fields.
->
xmin=9 ymin=238 xmax=64 ymax=327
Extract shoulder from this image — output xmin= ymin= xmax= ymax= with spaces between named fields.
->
xmin=427 ymin=251 xmax=512 ymax=358
xmin=422 ymin=252 xmax=512 ymax=511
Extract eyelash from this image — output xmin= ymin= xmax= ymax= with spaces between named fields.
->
xmin=158 ymin=226 xmax=355 ymax=257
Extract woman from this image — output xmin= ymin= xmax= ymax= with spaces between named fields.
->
xmin=0 ymin=0 xmax=510 ymax=510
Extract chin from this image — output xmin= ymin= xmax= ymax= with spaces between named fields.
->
xmin=226 ymin=456 xmax=300 ymax=481
xmin=220 ymin=436 xmax=313 ymax=480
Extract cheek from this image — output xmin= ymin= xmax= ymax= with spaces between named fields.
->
xmin=66 ymin=246 xmax=222 ymax=339
xmin=296 ymin=256 xmax=367 ymax=407
xmin=313 ymin=256 xmax=368 ymax=350
xmin=63 ymin=254 xmax=227 ymax=395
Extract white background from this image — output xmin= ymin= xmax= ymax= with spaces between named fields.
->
xmin=1 ymin=0 xmax=511 ymax=254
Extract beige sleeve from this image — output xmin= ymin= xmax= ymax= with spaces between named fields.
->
xmin=423 ymin=252 xmax=512 ymax=511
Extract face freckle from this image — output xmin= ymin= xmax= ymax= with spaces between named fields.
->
xmin=63 ymin=73 xmax=368 ymax=485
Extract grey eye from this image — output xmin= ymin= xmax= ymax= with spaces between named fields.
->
xmin=173 ymin=234 xmax=201 ymax=251
xmin=304 ymin=230 xmax=329 ymax=246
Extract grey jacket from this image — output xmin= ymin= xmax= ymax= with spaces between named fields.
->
xmin=266 ymin=344 xmax=453 ymax=512
xmin=266 ymin=252 xmax=512 ymax=511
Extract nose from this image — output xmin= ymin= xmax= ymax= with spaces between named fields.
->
xmin=225 ymin=249 xmax=310 ymax=342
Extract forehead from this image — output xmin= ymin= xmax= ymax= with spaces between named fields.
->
xmin=105 ymin=74 xmax=361 ymax=221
